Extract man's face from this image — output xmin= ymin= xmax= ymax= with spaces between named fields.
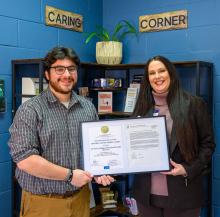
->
xmin=45 ymin=58 xmax=78 ymax=95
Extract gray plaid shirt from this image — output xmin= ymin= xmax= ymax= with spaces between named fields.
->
xmin=8 ymin=88 xmax=98 ymax=194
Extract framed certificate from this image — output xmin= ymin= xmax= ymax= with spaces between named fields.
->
xmin=81 ymin=116 xmax=170 ymax=175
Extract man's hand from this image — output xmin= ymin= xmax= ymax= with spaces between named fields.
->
xmin=71 ymin=169 xmax=93 ymax=187
xmin=160 ymin=159 xmax=187 ymax=177
xmin=94 ymin=175 xmax=115 ymax=186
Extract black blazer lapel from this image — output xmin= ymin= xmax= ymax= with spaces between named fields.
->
xmin=170 ymin=127 xmax=177 ymax=154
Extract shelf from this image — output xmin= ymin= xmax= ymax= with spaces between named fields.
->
xmin=90 ymin=87 xmax=127 ymax=91
xmin=98 ymin=112 xmax=131 ymax=117
xmin=90 ymin=203 xmax=129 ymax=217
xmin=15 ymin=94 xmax=36 ymax=98
xmin=82 ymin=62 xmax=145 ymax=69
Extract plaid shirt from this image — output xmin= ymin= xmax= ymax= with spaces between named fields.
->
xmin=8 ymin=88 xmax=98 ymax=194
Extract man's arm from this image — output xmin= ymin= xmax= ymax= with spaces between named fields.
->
xmin=17 ymin=154 xmax=69 ymax=180
xmin=17 ymin=154 xmax=93 ymax=187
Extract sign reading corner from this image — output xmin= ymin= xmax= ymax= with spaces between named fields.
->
xmin=139 ymin=10 xmax=187 ymax=32
xmin=45 ymin=5 xmax=83 ymax=32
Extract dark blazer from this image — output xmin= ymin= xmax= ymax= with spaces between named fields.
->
xmin=132 ymin=93 xmax=215 ymax=209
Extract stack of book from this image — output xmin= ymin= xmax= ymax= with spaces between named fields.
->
xmin=100 ymin=187 xmax=117 ymax=209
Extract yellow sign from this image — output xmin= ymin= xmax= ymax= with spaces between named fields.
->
xmin=139 ymin=10 xmax=187 ymax=32
xmin=45 ymin=5 xmax=83 ymax=32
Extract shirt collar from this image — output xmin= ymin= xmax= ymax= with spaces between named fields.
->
xmin=44 ymin=88 xmax=81 ymax=108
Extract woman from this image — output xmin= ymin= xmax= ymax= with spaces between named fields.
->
xmin=132 ymin=56 xmax=215 ymax=217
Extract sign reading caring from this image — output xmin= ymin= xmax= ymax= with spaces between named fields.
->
xmin=45 ymin=5 xmax=83 ymax=32
xmin=139 ymin=10 xmax=187 ymax=32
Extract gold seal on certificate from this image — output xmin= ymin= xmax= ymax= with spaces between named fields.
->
xmin=81 ymin=116 xmax=170 ymax=175
xmin=101 ymin=126 xmax=109 ymax=134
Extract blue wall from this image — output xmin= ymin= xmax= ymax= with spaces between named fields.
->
xmin=1 ymin=0 xmax=220 ymax=216
xmin=0 ymin=0 xmax=102 ymax=216
xmin=103 ymin=0 xmax=220 ymax=216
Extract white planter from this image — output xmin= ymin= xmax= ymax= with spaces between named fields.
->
xmin=96 ymin=41 xmax=122 ymax=64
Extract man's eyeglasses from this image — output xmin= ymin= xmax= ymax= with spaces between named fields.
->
xmin=50 ymin=65 xmax=78 ymax=75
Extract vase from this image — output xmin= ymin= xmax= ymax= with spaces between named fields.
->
xmin=96 ymin=41 xmax=122 ymax=64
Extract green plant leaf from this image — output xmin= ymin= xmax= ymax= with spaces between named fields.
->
xmin=85 ymin=20 xmax=137 ymax=43
xmin=85 ymin=32 xmax=98 ymax=44
xmin=118 ymin=20 xmax=137 ymax=41
xmin=96 ymin=26 xmax=110 ymax=41
xmin=112 ymin=23 xmax=123 ymax=41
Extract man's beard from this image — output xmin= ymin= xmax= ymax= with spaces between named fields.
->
xmin=49 ymin=78 xmax=76 ymax=94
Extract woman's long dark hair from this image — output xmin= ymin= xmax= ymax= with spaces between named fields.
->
xmin=133 ymin=56 xmax=198 ymax=163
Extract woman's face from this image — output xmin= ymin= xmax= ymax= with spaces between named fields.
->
xmin=148 ymin=60 xmax=171 ymax=94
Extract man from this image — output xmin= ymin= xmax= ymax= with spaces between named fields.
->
xmin=8 ymin=47 xmax=114 ymax=217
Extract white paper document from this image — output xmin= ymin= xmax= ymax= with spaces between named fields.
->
xmin=81 ymin=116 xmax=170 ymax=175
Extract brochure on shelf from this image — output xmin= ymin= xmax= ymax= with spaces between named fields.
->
xmin=124 ymin=87 xmax=139 ymax=113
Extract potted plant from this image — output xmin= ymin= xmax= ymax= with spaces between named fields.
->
xmin=85 ymin=20 xmax=137 ymax=64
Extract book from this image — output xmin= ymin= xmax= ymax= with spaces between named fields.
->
xmin=124 ymin=87 xmax=139 ymax=113
xmin=132 ymin=74 xmax=143 ymax=84
xmin=98 ymin=91 xmax=113 ymax=113
xmin=22 ymin=78 xmax=48 ymax=96
xmin=0 ymin=80 xmax=4 ymax=97
xmin=22 ymin=78 xmax=36 ymax=95
xmin=78 ymin=86 xmax=89 ymax=97
xmin=0 ymin=80 xmax=6 ymax=112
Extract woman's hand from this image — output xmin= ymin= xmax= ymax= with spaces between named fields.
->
xmin=94 ymin=175 xmax=115 ymax=186
xmin=161 ymin=159 xmax=187 ymax=177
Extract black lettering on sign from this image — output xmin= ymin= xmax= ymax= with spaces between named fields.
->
xmin=172 ymin=16 xmax=179 ymax=25
xmin=157 ymin=18 xmax=163 ymax=27
xmin=56 ymin=14 xmax=61 ymax=24
xmin=45 ymin=5 xmax=83 ymax=32
xmin=149 ymin=19 xmax=156 ymax=28
xmin=164 ymin=17 xmax=171 ymax=26
xmin=75 ymin=18 xmax=81 ymax=28
xmin=139 ymin=10 xmax=188 ymax=32
xmin=62 ymin=15 xmax=67 ymax=25
xmin=48 ymin=12 xmax=55 ymax=22
xmin=140 ymin=20 xmax=148 ymax=29
xmin=179 ymin=15 xmax=186 ymax=24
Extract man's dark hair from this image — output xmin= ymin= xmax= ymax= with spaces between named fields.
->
xmin=43 ymin=47 xmax=80 ymax=72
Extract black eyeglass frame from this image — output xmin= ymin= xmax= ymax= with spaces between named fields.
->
xmin=49 ymin=65 xmax=78 ymax=75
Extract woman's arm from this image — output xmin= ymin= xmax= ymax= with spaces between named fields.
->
xmin=181 ymin=98 xmax=215 ymax=180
